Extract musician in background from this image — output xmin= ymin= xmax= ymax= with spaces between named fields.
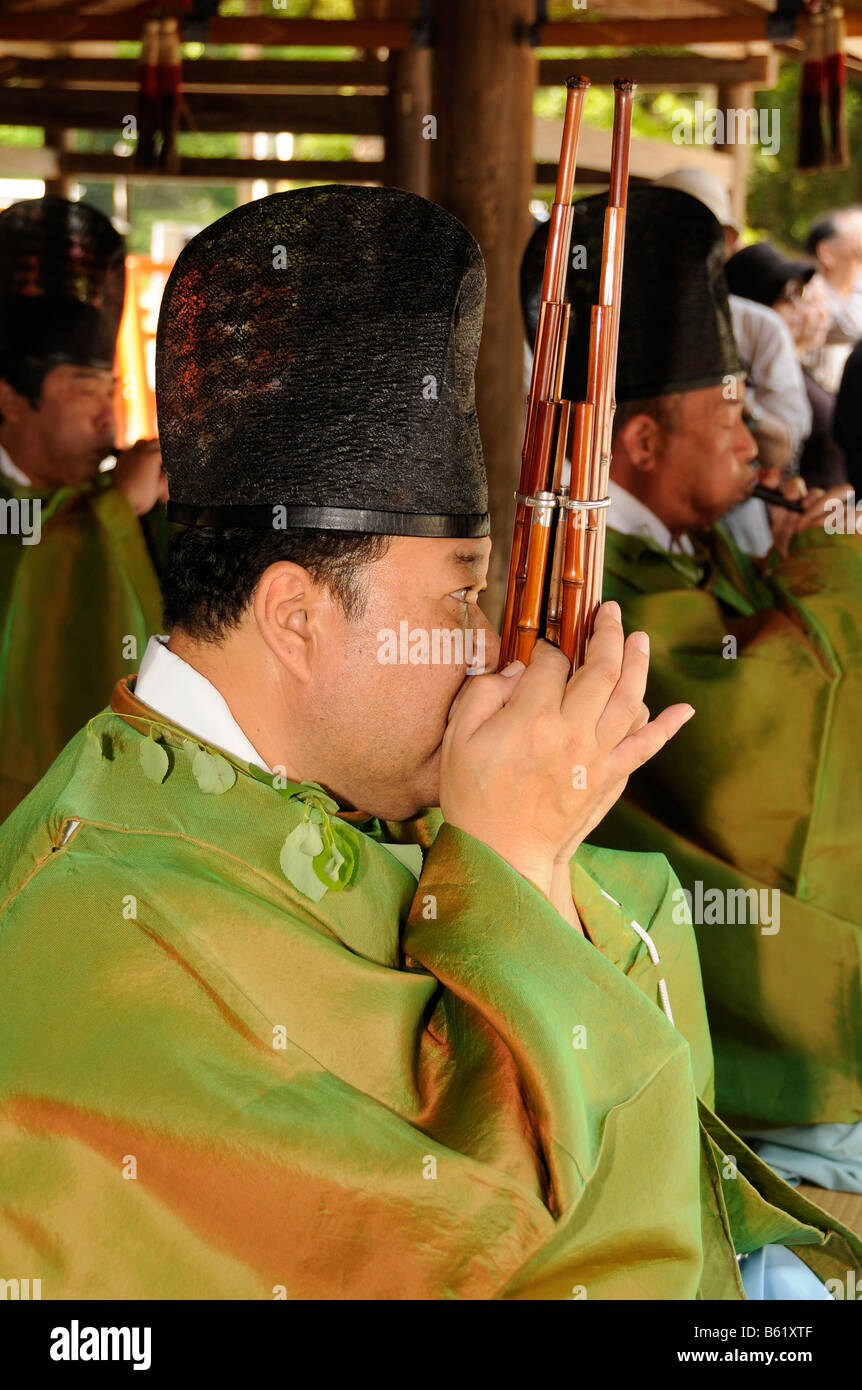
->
xmin=1 ymin=186 xmax=855 ymax=1299
xmin=0 ymin=196 xmax=166 ymax=819
xmin=655 ymin=167 xmax=812 ymax=501
xmin=522 ymin=187 xmax=862 ymax=1205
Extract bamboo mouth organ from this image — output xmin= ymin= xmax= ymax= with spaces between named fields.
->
xmin=500 ymin=77 xmax=636 ymax=670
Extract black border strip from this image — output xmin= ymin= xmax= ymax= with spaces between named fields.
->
xmin=167 ymin=501 xmax=491 ymax=537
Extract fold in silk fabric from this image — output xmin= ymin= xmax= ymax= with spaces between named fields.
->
xmin=0 ymin=680 xmax=858 ymax=1299
xmin=596 ymin=523 xmax=862 ymax=1133
xmin=0 ymin=476 xmax=163 ymax=820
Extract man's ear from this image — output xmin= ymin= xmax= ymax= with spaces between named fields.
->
xmin=0 ymin=379 xmax=29 ymax=424
xmin=817 ymin=240 xmax=837 ymax=273
xmin=616 ymin=412 xmax=663 ymax=473
xmin=252 ymin=560 xmax=332 ymax=682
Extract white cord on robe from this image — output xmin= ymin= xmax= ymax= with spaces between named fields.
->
xmin=600 ymin=888 xmax=675 ymax=1027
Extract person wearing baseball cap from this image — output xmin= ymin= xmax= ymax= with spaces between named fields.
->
xmin=654 ymin=165 xmax=742 ymax=250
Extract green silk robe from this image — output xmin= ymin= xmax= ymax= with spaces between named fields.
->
xmin=0 ymin=678 xmax=858 ymax=1299
xmin=0 ymin=475 xmax=163 ymax=820
xmin=597 ymin=523 xmax=862 ymax=1132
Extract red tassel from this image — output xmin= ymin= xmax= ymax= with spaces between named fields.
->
xmin=158 ymin=16 xmax=182 ymax=174
xmin=798 ymin=6 xmax=827 ymax=171
xmin=825 ymin=2 xmax=849 ymax=166
xmin=136 ymin=18 xmax=161 ymax=171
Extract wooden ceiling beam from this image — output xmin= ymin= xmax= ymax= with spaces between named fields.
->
xmin=535 ymin=163 xmax=653 ymax=185
xmin=2 ymin=10 xmax=861 ymax=46
xmin=0 ymin=57 xmax=389 ymax=91
xmin=539 ymin=14 xmax=862 ymax=44
xmin=0 ymin=15 xmax=416 ymax=46
xmin=0 ymin=88 xmax=386 ymax=135
xmin=538 ymin=53 xmax=777 ymax=87
xmin=0 ymin=52 xmax=777 ymax=93
xmin=58 ymin=153 xmax=382 ymax=183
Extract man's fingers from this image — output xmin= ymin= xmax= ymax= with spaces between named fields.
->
xmin=591 ymin=627 xmax=651 ymax=748
xmin=801 ymin=484 xmax=850 ymax=521
xmin=609 ymin=703 xmax=695 ymax=781
xmin=445 ymin=660 xmax=526 ymax=738
xmin=504 ymin=639 xmax=572 ymax=714
xmin=561 ymin=601 xmax=625 ymax=719
xmin=626 ymin=701 xmax=649 ymax=738
xmin=782 ymin=475 xmax=808 ymax=503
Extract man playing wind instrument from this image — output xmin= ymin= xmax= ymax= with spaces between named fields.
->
xmin=522 ymin=186 xmax=862 ymax=1207
xmin=0 ymin=187 xmax=858 ymax=1299
xmin=0 ymin=196 xmax=167 ymax=820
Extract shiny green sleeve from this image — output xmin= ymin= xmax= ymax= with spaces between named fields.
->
xmin=599 ymin=524 xmax=862 ymax=1129
xmin=0 ymin=479 xmax=162 ymax=818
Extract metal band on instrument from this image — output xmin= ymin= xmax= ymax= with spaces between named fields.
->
xmin=562 ymin=495 xmax=612 ymax=511
xmin=514 ymin=491 xmax=559 ymax=510
xmin=514 ymin=490 xmax=559 ymax=508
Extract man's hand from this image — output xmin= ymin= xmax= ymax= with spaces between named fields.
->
xmin=439 ymin=601 xmax=694 ymax=901
xmin=112 ymin=438 xmax=168 ymax=516
xmin=763 ymin=469 xmax=857 ymax=557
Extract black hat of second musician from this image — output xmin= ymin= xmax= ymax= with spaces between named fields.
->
xmin=158 ymin=185 xmax=489 ymax=537
xmin=520 ymin=186 xmax=743 ymax=403
xmin=0 ymin=195 xmax=126 ymax=370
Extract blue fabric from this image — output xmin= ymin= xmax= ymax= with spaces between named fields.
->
xmin=741 ymin=1245 xmax=834 ymax=1301
xmin=742 ymin=1120 xmax=862 ymax=1193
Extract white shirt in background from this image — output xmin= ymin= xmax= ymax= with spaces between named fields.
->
xmin=607 ymin=478 xmax=695 ymax=557
xmin=729 ymin=296 xmax=812 ymax=449
xmin=810 ymin=275 xmax=862 ymax=394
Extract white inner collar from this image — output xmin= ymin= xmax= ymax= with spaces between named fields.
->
xmin=134 ymin=635 xmax=272 ymax=772
xmin=607 ymin=479 xmax=695 ymax=556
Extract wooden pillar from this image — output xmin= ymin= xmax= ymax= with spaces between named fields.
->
xmin=359 ymin=0 xmax=430 ymax=195
xmin=43 ymin=126 xmax=75 ymax=198
xmin=431 ymin=0 xmax=535 ymax=626
xmin=716 ymin=83 xmax=754 ymax=228
xmin=383 ymin=49 xmax=431 ymax=196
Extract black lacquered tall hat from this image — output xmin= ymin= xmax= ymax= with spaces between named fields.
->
xmin=0 ymin=195 xmax=126 ymax=370
xmin=521 ymin=186 xmax=743 ymax=403
xmin=158 ymin=185 xmax=489 ymax=537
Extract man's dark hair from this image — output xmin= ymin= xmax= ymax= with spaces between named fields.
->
xmin=162 ymin=526 xmax=392 ymax=642
xmin=805 ymin=213 xmax=840 ymax=258
xmin=612 ymin=394 xmax=684 ymax=441
xmin=0 ymin=353 xmax=48 ymax=426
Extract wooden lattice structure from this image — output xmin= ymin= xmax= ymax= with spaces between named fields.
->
xmin=2 ymin=0 xmax=860 ymax=614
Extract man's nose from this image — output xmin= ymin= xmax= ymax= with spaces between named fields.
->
xmin=738 ymin=421 xmax=759 ymax=465
xmin=94 ymin=395 xmax=114 ymax=427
